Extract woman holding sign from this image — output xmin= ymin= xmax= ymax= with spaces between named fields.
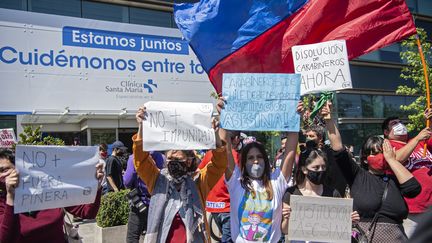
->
xmin=0 ymin=149 xmax=104 ymax=243
xmin=221 ymin=99 xmax=300 ymax=243
xmin=280 ymin=139 xmax=360 ymax=240
xmin=323 ymin=104 xmax=421 ymax=242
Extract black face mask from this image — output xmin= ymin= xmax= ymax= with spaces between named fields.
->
xmin=167 ymin=160 xmax=188 ymax=179
xmin=306 ymin=169 xmax=327 ymax=185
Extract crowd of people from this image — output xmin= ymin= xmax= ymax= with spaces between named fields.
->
xmin=1 ymin=99 xmax=432 ymax=243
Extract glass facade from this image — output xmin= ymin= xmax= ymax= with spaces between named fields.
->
xmin=0 ymin=0 xmax=177 ymax=28
xmin=336 ymin=94 xmax=417 ymax=119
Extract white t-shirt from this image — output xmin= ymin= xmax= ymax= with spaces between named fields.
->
xmin=226 ymin=166 xmax=289 ymax=243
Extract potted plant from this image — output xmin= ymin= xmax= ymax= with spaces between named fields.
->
xmin=95 ymin=190 xmax=130 ymax=243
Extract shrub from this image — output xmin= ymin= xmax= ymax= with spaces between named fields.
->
xmin=96 ymin=190 xmax=130 ymax=227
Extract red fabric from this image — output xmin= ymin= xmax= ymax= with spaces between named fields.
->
xmin=208 ymin=0 xmax=416 ymax=93
xmin=389 ymin=140 xmax=432 ymax=214
xmin=166 ymin=213 xmax=187 ymax=243
xmin=198 ymin=149 xmax=240 ymax=213
xmin=0 ymin=189 xmax=101 ymax=243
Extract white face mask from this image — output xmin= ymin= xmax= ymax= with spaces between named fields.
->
xmin=246 ymin=162 xmax=265 ymax=179
xmin=392 ymin=123 xmax=408 ymax=136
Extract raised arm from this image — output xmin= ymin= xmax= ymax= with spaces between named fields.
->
xmin=133 ymin=106 xmax=160 ymax=194
xmin=383 ymin=139 xmax=415 ymax=184
xmin=281 ymin=132 xmax=298 ymax=181
xmin=321 ymin=102 xmax=344 ymax=151
xmin=393 ymin=128 xmax=431 ymax=163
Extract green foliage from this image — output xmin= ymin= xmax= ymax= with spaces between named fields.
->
xmin=96 ymin=190 xmax=130 ymax=227
xmin=16 ymin=125 xmax=65 ymax=146
xmin=397 ymin=28 xmax=432 ymax=132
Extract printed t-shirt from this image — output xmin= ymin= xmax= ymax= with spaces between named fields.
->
xmin=226 ymin=166 xmax=289 ymax=243
xmin=390 ymin=139 xmax=432 ymax=213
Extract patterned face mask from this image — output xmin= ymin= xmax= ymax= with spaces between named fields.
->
xmin=167 ymin=159 xmax=189 ymax=179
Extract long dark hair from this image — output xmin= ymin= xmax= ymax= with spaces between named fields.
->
xmin=240 ymin=142 xmax=273 ymax=200
xmin=295 ymin=141 xmax=327 ymax=185
xmin=360 ymin=136 xmax=384 ymax=170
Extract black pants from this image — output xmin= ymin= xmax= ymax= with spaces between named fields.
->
xmin=126 ymin=205 xmax=148 ymax=243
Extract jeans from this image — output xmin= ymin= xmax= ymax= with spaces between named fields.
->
xmin=126 ymin=205 xmax=149 ymax=243
xmin=212 ymin=212 xmax=232 ymax=243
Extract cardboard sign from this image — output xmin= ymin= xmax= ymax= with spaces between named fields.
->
xmin=14 ymin=145 xmax=99 ymax=214
xmin=292 ymin=40 xmax=352 ymax=95
xmin=142 ymin=101 xmax=215 ymax=150
xmin=220 ymin=73 xmax=301 ymax=131
xmin=0 ymin=128 xmax=17 ymax=148
xmin=288 ymin=195 xmax=353 ymax=243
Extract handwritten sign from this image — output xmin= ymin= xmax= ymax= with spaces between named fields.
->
xmin=0 ymin=128 xmax=17 ymax=148
xmin=292 ymin=40 xmax=352 ymax=95
xmin=220 ymin=73 xmax=301 ymax=132
xmin=14 ymin=145 xmax=99 ymax=214
xmin=288 ymin=195 xmax=353 ymax=243
xmin=142 ymin=101 xmax=215 ymax=150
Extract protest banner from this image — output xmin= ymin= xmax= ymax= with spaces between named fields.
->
xmin=288 ymin=195 xmax=353 ymax=243
xmin=14 ymin=145 xmax=99 ymax=214
xmin=292 ymin=40 xmax=352 ymax=95
xmin=220 ymin=73 xmax=301 ymax=131
xmin=0 ymin=128 xmax=17 ymax=148
xmin=142 ymin=101 xmax=215 ymax=150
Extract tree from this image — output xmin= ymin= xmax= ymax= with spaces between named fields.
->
xmin=396 ymin=28 xmax=432 ymax=132
xmin=17 ymin=125 xmax=65 ymax=146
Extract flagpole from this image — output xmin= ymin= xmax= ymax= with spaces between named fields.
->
xmin=416 ymin=35 xmax=430 ymax=157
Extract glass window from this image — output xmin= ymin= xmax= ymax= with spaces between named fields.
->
xmin=418 ymin=0 xmax=432 ymax=16
xmin=129 ymin=7 xmax=172 ymax=28
xmin=350 ymin=65 xmax=410 ymax=91
xmin=357 ymin=43 xmax=402 ymax=63
xmin=336 ymin=94 xmax=362 ymax=118
xmin=0 ymin=116 xmax=16 ymax=132
xmin=91 ymin=129 xmax=116 ymax=146
xmin=361 ymin=95 xmax=384 ymax=118
xmin=383 ymin=96 xmax=407 ymax=117
xmin=406 ymin=0 xmax=418 ymax=12
xmin=0 ymin=0 xmax=27 ymax=10
xmin=416 ymin=20 xmax=432 ymax=38
xmin=29 ymin=0 xmax=81 ymax=17
xmin=82 ymin=1 xmax=129 ymax=23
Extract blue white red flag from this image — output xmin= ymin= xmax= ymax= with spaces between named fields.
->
xmin=174 ymin=0 xmax=416 ymax=93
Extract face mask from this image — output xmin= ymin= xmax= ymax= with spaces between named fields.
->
xmin=367 ymin=153 xmax=389 ymax=171
xmin=306 ymin=169 xmax=326 ymax=185
xmin=167 ymin=160 xmax=189 ymax=179
xmin=100 ymin=151 xmax=108 ymax=159
xmin=246 ymin=161 xmax=265 ymax=179
xmin=392 ymin=123 xmax=408 ymax=136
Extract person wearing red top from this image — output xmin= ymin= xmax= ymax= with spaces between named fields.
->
xmin=0 ymin=149 xmax=104 ymax=243
xmin=382 ymin=115 xmax=432 ymax=235
xmin=198 ymin=131 xmax=241 ymax=243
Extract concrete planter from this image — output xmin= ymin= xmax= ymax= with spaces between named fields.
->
xmin=94 ymin=224 xmax=127 ymax=243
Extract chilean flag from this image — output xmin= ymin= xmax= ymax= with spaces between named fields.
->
xmin=174 ymin=0 xmax=416 ymax=93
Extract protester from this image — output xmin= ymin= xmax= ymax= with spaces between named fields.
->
xmin=302 ymin=123 xmax=348 ymax=196
xmin=124 ymin=152 xmax=164 ymax=243
xmin=133 ymin=105 xmax=229 ymax=243
xmin=324 ymin=105 xmax=421 ymax=242
xmin=106 ymin=140 xmax=127 ymax=192
xmin=99 ymin=143 xmax=109 ymax=194
xmin=0 ymin=149 xmax=104 ymax=243
xmin=198 ymin=131 xmax=242 ymax=243
xmin=382 ymin=115 xmax=432 ymax=231
xmin=280 ymin=141 xmax=360 ymax=237
xmin=222 ymin=100 xmax=300 ymax=242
